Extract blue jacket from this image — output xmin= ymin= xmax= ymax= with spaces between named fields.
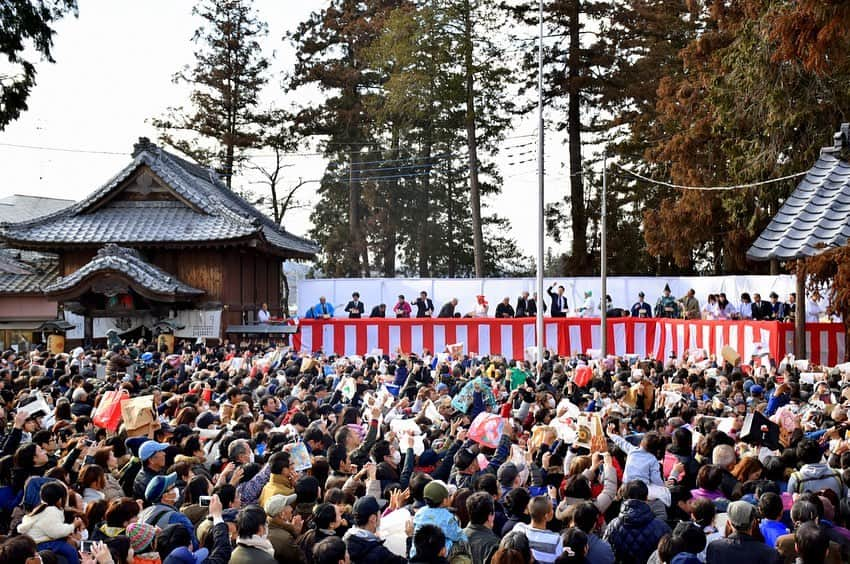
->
xmin=309 ymin=302 xmax=335 ymax=318
xmin=412 ymin=506 xmax=467 ymax=557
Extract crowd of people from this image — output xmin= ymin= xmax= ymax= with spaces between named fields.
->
xmin=0 ymin=333 xmax=849 ymax=564
xmin=305 ymin=285 xmax=836 ymax=323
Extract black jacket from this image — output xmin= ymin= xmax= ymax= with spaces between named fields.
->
xmin=438 ymin=302 xmax=455 ymax=318
xmin=495 ymin=303 xmax=515 ymax=318
xmin=345 ymin=529 xmax=406 ymax=564
xmin=134 ymin=465 xmax=162 ymax=500
xmin=547 ymin=286 xmax=568 ymax=317
xmin=705 ymin=533 xmax=780 ymax=564
xmin=415 ymin=298 xmax=434 ymax=318
xmin=346 ymin=301 xmax=365 ymax=319
xmin=463 ymin=524 xmax=499 ymax=564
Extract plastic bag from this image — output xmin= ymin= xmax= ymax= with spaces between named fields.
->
xmin=468 ymin=412 xmax=505 ymax=449
xmin=93 ymin=389 xmax=129 ymax=431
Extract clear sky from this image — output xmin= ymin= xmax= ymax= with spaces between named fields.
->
xmin=0 ymin=0 xmax=572 ymax=262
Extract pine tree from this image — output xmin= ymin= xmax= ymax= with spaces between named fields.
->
xmin=152 ymin=0 xmax=269 ymax=188
xmin=0 ymin=0 xmax=77 ymax=130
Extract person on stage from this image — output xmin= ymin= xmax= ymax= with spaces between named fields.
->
xmin=631 ymin=292 xmax=652 ymax=318
xmin=345 ymin=292 xmax=365 ymax=319
xmin=655 ymin=284 xmax=679 ymax=318
xmin=547 ymin=283 xmax=568 ymax=317
xmin=393 ymin=295 xmax=412 ymax=318
xmin=495 ymin=297 xmax=515 ymax=318
xmin=415 ymin=291 xmax=434 ymax=318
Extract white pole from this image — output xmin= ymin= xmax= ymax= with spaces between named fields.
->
xmin=601 ymin=152 xmax=607 ymax=357
xmin=536 ymin=0 xmax=545 ymax=372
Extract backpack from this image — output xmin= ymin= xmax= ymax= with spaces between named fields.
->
xmin=791 ymin=468 xmax=842 ymax=494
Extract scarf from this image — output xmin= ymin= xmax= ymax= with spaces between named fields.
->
xmin=237 ymin=535 xmax=275 ymax=556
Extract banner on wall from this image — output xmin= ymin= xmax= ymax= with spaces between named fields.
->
xmin=173 ymin=310 xmax=222 ymax=339
xmin=63 ymin=310 xmax=222 ymax=340
xmin=293 ymin=318 xmax=846 ymax=366
xmin=297 ymin=275 xmax=803 ymax=319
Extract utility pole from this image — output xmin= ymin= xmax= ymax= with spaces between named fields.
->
xmin=535 ymin=0 xmax=545 ymax=371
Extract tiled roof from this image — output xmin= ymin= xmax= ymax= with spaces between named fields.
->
xmin=748 ymin=125 xmax=850 ymax=261
xmin=0 ymin=195 xmax=74 ymax=224
xmin=44 ymin=244 xmax=204 ymax=298
xmin=0 ymin=249 xmax=59 ymax=295
xmin=1 ymin=139 xmax=318 ymax=258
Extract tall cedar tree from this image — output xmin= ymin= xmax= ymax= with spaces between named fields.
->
xmin=643 ymin=1 xmax=850 ymax=273
xmin=0 ymin=0 xmax=77 ymax=130
xmin=364 ymin=1 xmax=524 ymax=277
xmin=290 ymin=0 xmax=403 ymax=277
xmin=508 ymin=0 xmax=616 ymax=274
xmin=153 ymin=0 xmax=269 ymax=188
xmin=770 ymin=1 xmax=850 ymax=74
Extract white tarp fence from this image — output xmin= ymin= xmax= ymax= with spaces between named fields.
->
xmin=298 ymin=275 xmax=799 ymax=317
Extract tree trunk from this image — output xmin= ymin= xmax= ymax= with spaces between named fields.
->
xmin=447 ymin=157 xmax=456 ymax=277
xmin=463 ymin=0 xmax=485 ymax=278
xmin=568 ymin=0 xmax=588 ymax=273
xmin=224 ymin=139 xmax=235 ymax=189
xmin=281 ymin=269 xmax=290 ymax=317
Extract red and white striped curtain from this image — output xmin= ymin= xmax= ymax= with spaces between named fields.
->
xmin=293 ymin=318 xmax=845 ymax=364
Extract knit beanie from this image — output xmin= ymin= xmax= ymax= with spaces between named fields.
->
xmin=127 ymin=522 xmax=158 ymax=553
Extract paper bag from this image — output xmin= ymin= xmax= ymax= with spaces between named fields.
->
xmin=121 ymin=395 xmax=155 ymax=436
xmin=721 ymin=345 xmax=740 ymax=366
xmin=93 ymin=389 xmax=129 ymax=432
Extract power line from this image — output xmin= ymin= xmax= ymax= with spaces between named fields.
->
xmin=0 ymin=142 xmax=127 ymax=156
xmin=612 ymin=162 xmax=808 ymax=191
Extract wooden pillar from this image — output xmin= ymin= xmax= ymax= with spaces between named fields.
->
xmin=795 ymin=259 xmax=806 ymax=359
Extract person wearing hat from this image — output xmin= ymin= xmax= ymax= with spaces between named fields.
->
xmin=631 ymin=292 xmax=652 ymax=318
xmin=158 ymin=495 xmax=230 ymax=564
xmin=705 ymin=500 xmax=779 ymax=563
xmin=343 ymin=496 xmax=407 ymax=564
xmin=134 ymin=440 xmax=170 ymax=500
xmin=411 ymin=480 xmax=466 ymax=558
xmin=140 ymin=473 xmax=198 ymax=548
xmin=264 ymin=494 xmax=306 ymax=564
xmin=655 ymin=284 xmax=679 ymax=318
xmin=126 ymin=522 xmax=162 ymax=564
xmin=577 ymin=290 xmax=597 ymax=318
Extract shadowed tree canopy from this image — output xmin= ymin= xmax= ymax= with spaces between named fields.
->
xmin=805 ymin=244 xmax=850 ymax=361
xmin=0 ymin=0 xmax=77 ymax=130
xmin=152 ymin=0 xmax=269 ymax=188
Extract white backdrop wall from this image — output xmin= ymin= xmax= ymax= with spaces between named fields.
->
xmin=298 ymin=275 xmax=799 ymax=317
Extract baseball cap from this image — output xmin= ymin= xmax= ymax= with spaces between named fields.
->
xmin=126 ymin=436 xmax=149 ymax=457
xmin=264 ymin=494 xmax=297 ymax=517
xmin=750 ymin=385 xmax=764 ymax=395
xmin=145 ymin=472 xmax=178 ymax=503
xmin=353 ymin=496 xmax=381 ymax=520
xmin=423 ymin=480 xmax=450 ymax=505
xmin=727 ymin=500 xmax=758 ymax=529
xmin=497 ymin=462 xmax=524 ymax=487
xmin=455 ymin=447 xmax=476 ymax=470
xmin=139 ymin=440 xmax=170 ymax=462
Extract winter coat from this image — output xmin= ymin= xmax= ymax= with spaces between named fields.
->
xmin=298 ymin=528 xmax=337 ymax=564
xmin=17 ymin=506 xmax=75 ymax=543
xmin=786 ymin=463 xmax=845 ymax=498
xmin=602 ymin=499 xmax=671 ymax=564
xmin=344 ymin=527 xmax=407 ymax=564
xmin=229 ymin=543 xmax=277 ymax=564
xmin=705 ymin=533 xmax=780 ymax=564
xmin=462 ymin=524 xmax=499 ymax=564
xmin=268 ymin=520 xmax=308 ymax=564
xmin=258 ymin=473 xmax=295 ymax=508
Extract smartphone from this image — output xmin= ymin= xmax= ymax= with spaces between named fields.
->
xmin=84 ymin=439 xmax=96 ymax=447
xmin=80 ymin=540 xmax=94 ymax=553
xmin=199 ymin=496 xmax=212 ymax=507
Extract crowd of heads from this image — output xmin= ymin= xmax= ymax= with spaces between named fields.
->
xmin=0 ymin=333 xmax=847 ymax=564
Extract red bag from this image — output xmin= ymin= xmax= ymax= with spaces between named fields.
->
xmin=574 ymin=365 xmax=592 ymax=388
xmin=468 ymin=412 xmax=506 ymax=449
xmin=93 ymin=389 xmax=129 ymax=431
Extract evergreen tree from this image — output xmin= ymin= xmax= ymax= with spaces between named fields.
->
xmin=0 ymin=0 xmax=77 ymax=130
xmin=153 ymin=0 xmax=269 ymax=188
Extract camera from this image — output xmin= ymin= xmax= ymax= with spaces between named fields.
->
xmin=199 ymin=496 xmax=212 ymax=507
xmin=81 ymin=541 xmax=95 ymax=553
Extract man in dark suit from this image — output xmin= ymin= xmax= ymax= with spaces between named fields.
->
xmin=370 ymin=304 xmax=386 ymax=318
xmin=516 ymin=291 xmax=531 ymax=317
xmin=415 ymin=291 xmax=435 ymax=318
xmin=751 ymin=293 xmax=772 ymax=320
xmin=438 ymin=298 xmax=458 ymax=318
xmin=547 ymin=283 xmax=568 ymax=317
xmin=345 ymin=292 xmax=365 ymax=319
xmin=768 ymin=292 xmax=785 ymax=320
xmin=495 ymin=297 xmax=515 ymax=318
